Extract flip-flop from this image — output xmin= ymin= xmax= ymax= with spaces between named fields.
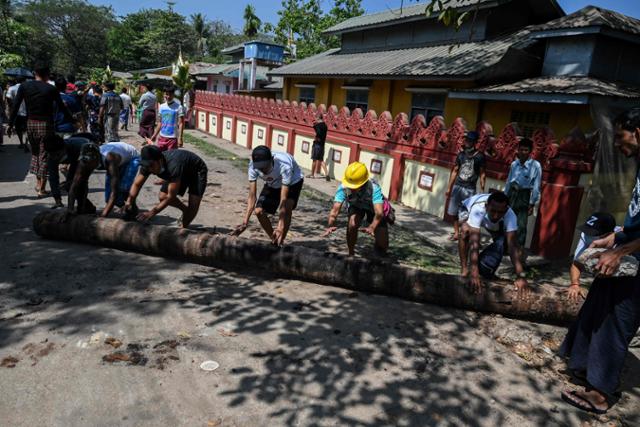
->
xmin=561 ymin=390 xmax=608 ymax=415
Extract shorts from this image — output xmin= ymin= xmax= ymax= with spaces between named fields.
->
xmin=157 ymin=135 xmax=178 ymax=151
xmin=447 ymin=184 xmax=476 ymax=217
xmin=348 ymin=206 xmax=388 ymax=228
xmin=311 ymin=142 xmax=325 ymax=161
xmin=15 ymin=116 xmax=27 ymax=133
xmin=256 ymin=179 xmax=304 ymax=215
xmin=160 ymin=166 xmax=208 ymax=197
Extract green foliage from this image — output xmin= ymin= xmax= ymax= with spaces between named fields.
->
xmin=172 ymin=53 xmax=192 ymax=104
xmin=243 ymin=4 xmax=261 ymax=38
xmin=273 ymin=0 xmax=363 ymax=59
xmin=191 ymin=13 xmax=211 ymax=59
xmin=423 ymin=0 xmax=472 ymax=30
xmin=108 ymin=8 xmax=197 ymax=71
xmin=19 ymin=0 xmax=115 ymax=74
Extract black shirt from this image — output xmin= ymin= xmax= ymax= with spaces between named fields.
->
xmin=142 ymin=149 xmax=207 ymax=182
xmin=454 ymin=150 xmax=486 ymax=188
xmin=9 ymin=80 xmax=72 ymax=125
xmin=313 ymin=122 xmax=328 ymax=145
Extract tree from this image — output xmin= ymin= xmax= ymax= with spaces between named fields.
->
xmin=273 ymin=0 xmax=363 ymax=59
xmin=20 ymin=0 xmax=116 ymax=74
xmin=243 ymin=4 xmax=261 ymax=38
xmin=107 ymin=8 xmax=197 ymax=71
xmin=191 ymin=13 xmax=210 ymax=59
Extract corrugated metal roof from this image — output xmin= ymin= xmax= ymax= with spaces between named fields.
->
xmin=532 ymin=5 xmax=640 ymax=37
xmin=190 ymin=64 xmax=237 ymax=76
xmin=324 ymin=0 xmax=498 ymax=34
xmin=452 ymin=76 xmax=640 ymax=98
xmin=270 ymin=29 xmax=533 ymax=79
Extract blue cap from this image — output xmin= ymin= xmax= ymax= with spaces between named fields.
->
xmin=465 ymin=131 xmax=479 ymax=141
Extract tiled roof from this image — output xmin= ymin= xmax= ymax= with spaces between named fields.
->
xmin=453 ymin=76 xmax=640 ymax=98
xmin=324 ymin=0 xmax=499 ymax=34
xmin=532 ymin=5 xmax=640 ymax=37
xmin=270 ymin=29 xmax=533 ymax=78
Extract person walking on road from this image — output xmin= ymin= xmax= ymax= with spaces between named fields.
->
xmin=137 ymin=83 xmax=157 ymax=139
xmin=6 ymin=77 xmax=29 ymax=151
xmin=119 ymin=87 xmax=132 ymax=131
xmin=99 ymin=82 xmax=123 ymax=142
xmin=232 ymin=145 xmax=305 ymax=246
xmin=7 ymin=63 xmax=73 ymax=197
xmin=307 ymin=113 xmax=330 ymax=180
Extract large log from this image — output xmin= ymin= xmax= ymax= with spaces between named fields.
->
xmin=33 ymin=211 xmax=580 ymax=324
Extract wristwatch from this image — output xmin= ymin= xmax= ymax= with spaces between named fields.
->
xmin=516 ymin=272 xmax=527 ymax=279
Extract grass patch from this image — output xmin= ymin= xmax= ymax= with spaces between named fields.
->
xmin=184 ymin=133 xmax=249 ymax=170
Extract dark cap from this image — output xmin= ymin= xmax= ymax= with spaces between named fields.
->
xmin=578 ymin=212 xmax=616 ymax=237
xmin=251 ymin=145 xmax=272 ymax=170
xmin=79 ymin=142 xmax=101 ymax=164
xmin=465 ymin=131 xmax=479 ymax=142
xmin=140 ymin=145 xmax=163 ymax=169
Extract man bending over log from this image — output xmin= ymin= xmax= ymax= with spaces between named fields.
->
xmin=64 ymin=142 xmax=102 ymax=218
xmin=232 ymin=145 xmax=304 ymax=246
xmin=458 ymin=191 xmax=529 ymax=296
xmin=124 ymin=145 xmax=208 ymax=228
xmin=99 ymin=141 xmax=140 ymax=218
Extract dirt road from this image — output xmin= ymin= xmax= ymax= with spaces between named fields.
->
xmin=0 ymin=129 xmax=637 ymax=426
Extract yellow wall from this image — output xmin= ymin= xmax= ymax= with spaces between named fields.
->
xmin=358 ymin=150 xmax=394 ymax=197
xmin=443 ymin=98 xmax=480 ymax=127
xmin=222 ymin=116 xmax=233 ymax=140
xmin=272 ymin=128 xmax=288 ymax=149
xmin=197 ymin=111 xmax=206 ymax=131
xmin=368 ymin=80 xmax=391 ymax=114
xmin=236 ymin=119 xmax=249 ymax=147
xmin=480 ymin=101 xmax=593 ymax=138
xmin=253 ymin=123 xmax=267 ymax=146
xmin=209 ymin=113 xmax=218 ymax=136
xmin=286 ymin=78 xmax=331 ymax=106
xmin=293 ymin=134 xmax=314 ymax=171
xmin=325 ymin=142 xmax=351 ymax=180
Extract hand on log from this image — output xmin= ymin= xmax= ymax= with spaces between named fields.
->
xmin=322 ymin=226 xmax=337 ymax=237
xmin=469 ymin=273 xmax=483 ymax=295
xmin=230 ymin=223 xmax=247 ymax=237
xmin=567 ymin=284 xmax=585 ymax=303
xmin=591 ymin=249 xmax=624 ymax=277
xmin=360 ymin=226 xmax=375 ymax=236
xmin=514 ymin=277 xmax=531 ymax=301
xmin=589 ymin=233 xmax=615 ymax=250
xmin=137 ymin=211 xmax=154 ymax=223
xmin=272 ymin=228 xmax=284 ymax=246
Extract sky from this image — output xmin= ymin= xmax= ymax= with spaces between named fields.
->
xmin=89 ymin=0 xmax=640 ymax=32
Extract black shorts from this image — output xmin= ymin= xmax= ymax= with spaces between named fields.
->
xmin=347 ymin=206 xmax=388 ymax=228
xmin=15 ymin=116 xmax=27 ymax=133
xmin=311 ymin=143 xmax=325 ymax=161
xmin=256 ymin=179 xmax=304 ymax=215
xmin=160 ymin=167 xmax=208 ymax=197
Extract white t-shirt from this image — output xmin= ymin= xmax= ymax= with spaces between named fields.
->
xmin=7 ymin=83 xmax=26 ymax=116
xmin=100 ymin=142 xmax=138 ymax=167
xmin=463 ymin=193 xmax=518 ymax=233
xmin=120 ymin=93 xmax=132 ymax=110
xmin=248 ymin=151 xmax=304 ymax=189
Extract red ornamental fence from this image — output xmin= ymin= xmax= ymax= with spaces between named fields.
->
xmin=194 ymin=91 xmax=597 ymax=258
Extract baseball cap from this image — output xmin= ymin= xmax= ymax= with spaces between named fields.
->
xmin=465 ymin=131 xmax=479 ymax=142
xmin=252 ymin=145 xmax=272 ymax=170
xmin=578 ymin=212 xmax=616 ymax=237
xmin=140 ymin=145 xmax=163 ymax=169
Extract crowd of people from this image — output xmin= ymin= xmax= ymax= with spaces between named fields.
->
xmin=1 ymin=61 xmax=639 ymax=416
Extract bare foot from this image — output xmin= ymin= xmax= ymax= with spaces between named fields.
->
xmin=448 ymin=233 xmax=459 ymax=241
xmin=460 ymin=268 xmax=469 ymax=278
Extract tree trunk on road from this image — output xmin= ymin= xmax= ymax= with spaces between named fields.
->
xmin=33 ymin=211 xmax=580 ymax=324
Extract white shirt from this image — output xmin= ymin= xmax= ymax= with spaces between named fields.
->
xmin=100 ymin=142 xmax=138 ymax=167
xmin=248 ymin=151 xmax=304 ymax=189
xmin=6 ymin=83 xmax=26 ymax=116
xmin=463 ymin=193 xmax=518 ymax=233
xmin=120 ymin=93 xmax=132 ymax=110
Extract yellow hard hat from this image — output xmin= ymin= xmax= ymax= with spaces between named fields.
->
xmin=342 ymin=162 xmax=369 ymax=189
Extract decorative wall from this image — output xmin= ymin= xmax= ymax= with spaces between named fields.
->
xmin=195 ymin=91 xmax=597 ymax=258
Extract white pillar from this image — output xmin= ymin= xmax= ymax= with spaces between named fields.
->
xmin=249 ymin=58 xmax=257 ymax=91
xmin=238 ymin=61 xmax=245 ymax=91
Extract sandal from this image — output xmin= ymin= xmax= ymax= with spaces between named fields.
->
xmin=561 ymin=390 xmax=609 ymax=415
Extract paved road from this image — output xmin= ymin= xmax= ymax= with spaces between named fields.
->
xmin=0 ymin=131 xmax=637 ymax=426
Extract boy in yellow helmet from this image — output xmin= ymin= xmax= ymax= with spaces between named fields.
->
xmin=322 ymin=162 xmax=389 ymax=256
